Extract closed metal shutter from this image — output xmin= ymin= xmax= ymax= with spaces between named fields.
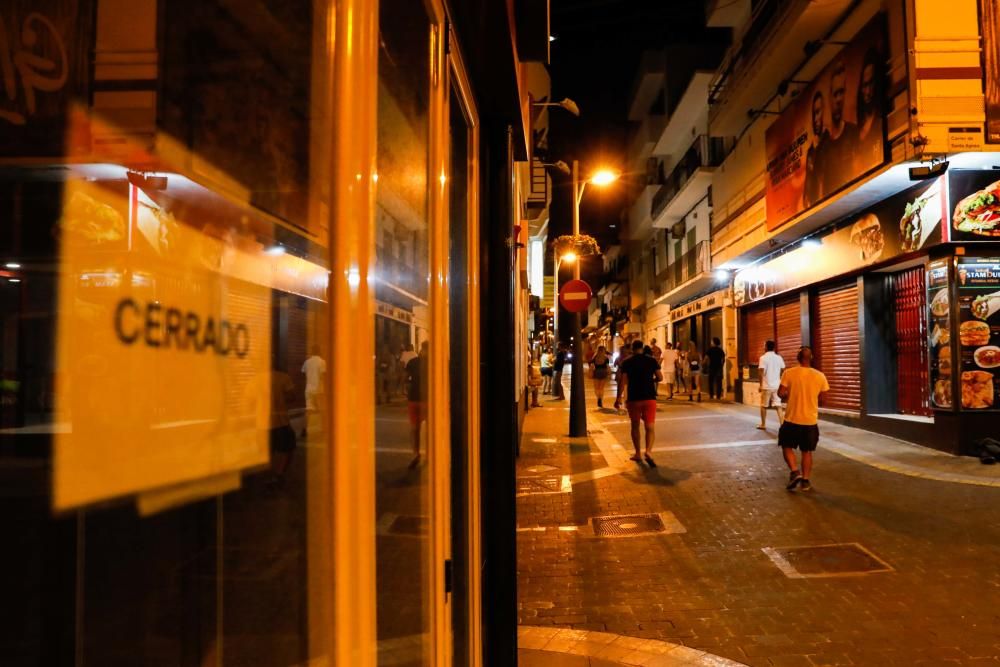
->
xmin=811 ymin=283 xmax=861 ymax=411
xmin=774 ymin=296 xmax=802 ymax=369
xmin=743 ymin=302 xmax=774 ymax=366
xmin=893 ymin=268 xmax=931 ymax=416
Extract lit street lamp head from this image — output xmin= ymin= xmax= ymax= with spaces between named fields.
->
xmin=561 ymin=251 xmax=578 ymax=263
xmin=589 ymin=169 xmax=619 ymax=186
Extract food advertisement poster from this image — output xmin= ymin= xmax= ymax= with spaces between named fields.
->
xmin=927 ymin=260 xmax=953 ymax=409
xmin=735 ymin=178 xmax=945 ymax=306
xmin=948 ymin=170 xmax=1000 ymax=241
xmin=956 ymin=257 xmax=1000 ymax=410
xmin=764 ymin=16 xmax=887 ymax=231
xmin=982 ymin=0 xmax=1000 ymax=143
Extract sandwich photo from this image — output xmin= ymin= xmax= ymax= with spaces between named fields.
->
xmin=899 ymin=195 xmax=930 ymax=251
xmin=961 ymin=370 xmax=994 ymax=409
xmin=933 ymin=378 xmax=952 ymax=408
xmin=971 ymin=292 xmax=1000 ymax=321
xmin=930 ymin=289 xmax=949 ymax=318
xmin=960 ymin=320 xmax=991 ymax=347
xmin=849 ymin=213 xmax=885 ymax=262
xmin=953 ymin=180 xmax=1000 ymax=236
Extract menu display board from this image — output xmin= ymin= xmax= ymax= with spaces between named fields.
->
xmin=927 ymin=259 xmax=953 ymax=409
xmin=956 ymin=257 xmax=1000 ymax=410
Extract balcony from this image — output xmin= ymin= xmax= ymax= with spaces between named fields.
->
xmin=651 ymin=240 xmax=717 ymax=307
xmin=707 ymin=0 xmax=856 ymax=137
xmin=651 ymin=135 xmax=725 ymax=227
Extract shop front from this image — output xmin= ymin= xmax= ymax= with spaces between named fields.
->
xmin=669 ymin=289 xmax=734 ymax=394
xmin=735 ymin=169 xmax=1000 ymax=454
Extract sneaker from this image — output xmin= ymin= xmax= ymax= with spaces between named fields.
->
xmin=786 ymin=471 xmax=802 ymax=491
xmin=799 ymin=478 xmax=812 ymax=491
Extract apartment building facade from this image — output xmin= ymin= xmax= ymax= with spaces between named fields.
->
xmin=705 ymin=0 xmax=1000 ymax=453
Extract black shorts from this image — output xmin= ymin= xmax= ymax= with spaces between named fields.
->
xmin=778 ymin=422 xmax=819 ymax=452
xmin=541 ymin=367 xmax=553 ymax=377
xmin=269 ymin=424 xmax=297 ymax=453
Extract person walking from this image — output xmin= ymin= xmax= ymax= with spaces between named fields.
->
xmin=675 ymin=346 xmax=688 ymax=394
xmin=540 ymin=347 xmax=553 ymax=394
xmin=551 ymin=343 xmax=567 ymax=400
xmin=649 ymin=338 xmax=663 ymax=364
xmin=589 ymin=345 xmax=611 ymax=408
xmin=706 ymin=337 xmax=726 ymax=400
xmin=301 ymin=345 xmax=327 ymax=437
xmin=614 ymin=339 xmax=663 ymax=467
xmin=687 ymin=342 xmax=702 ymax=401
xmin=661 ymin=341 xmax=678 ymax=399
xmin=757 ymin=340 xmax=786 ymax=430
xmin=777 ymin=346 xmax=829 ymax=491
xmin=405 ymin=341 xmax=430 ymax=469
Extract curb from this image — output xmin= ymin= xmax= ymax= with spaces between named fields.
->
xmin=519 ymin=626 xmax=747 ymax=666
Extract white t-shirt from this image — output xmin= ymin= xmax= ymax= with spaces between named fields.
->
xmin=661 ymin=348 xmax=679 ymax=369
xmin=758 ymin=351 xmax=785 ymax=390
xmin=399 ymin=350 xmax=418 ymax=367
xmin=302 ymin=355 xmax=327 ymax=392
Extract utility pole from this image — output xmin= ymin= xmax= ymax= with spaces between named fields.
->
xmin=568 ymin=159 xmax=587 ymax=438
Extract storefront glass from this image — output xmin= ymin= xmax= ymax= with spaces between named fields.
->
xmin=1 ymin=0 xmax=335 ymax=664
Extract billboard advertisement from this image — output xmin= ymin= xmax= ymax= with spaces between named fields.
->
xmin=736 ymin=177 xmax=945 ymax=306
xmin=983 ymin=0 xmax=1000 ymax=143
xmin=947 ymin=169 xmax=1000 ymax=240
xmin=764 ymin=16 xmax=887 ymax=231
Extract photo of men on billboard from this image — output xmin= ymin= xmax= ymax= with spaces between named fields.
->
xmin=765 ymin=16 xmax=887 ymax=231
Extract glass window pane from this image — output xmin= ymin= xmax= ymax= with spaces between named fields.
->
xmin=376 ymin=1 xmax=433 ymax=663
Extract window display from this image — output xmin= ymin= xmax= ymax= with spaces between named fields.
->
xmin=956 ymin=257 xmax=1000 ymax=410
xmin=927 ymin=259 xmax=952 ymax=409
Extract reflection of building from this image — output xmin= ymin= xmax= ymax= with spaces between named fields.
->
xmin=707 ymin=0 xmax=1000 ymax=453
xmin=1 ymin=0 xmax=547 ymax=663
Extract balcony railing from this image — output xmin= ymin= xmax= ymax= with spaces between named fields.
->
xmin=526 ymin=158 xmax=548 ymax=208
xmin=665 ymin=240 xmax=711 ymax=293
xmin=650 ymin=135 xmax=725 ymax=220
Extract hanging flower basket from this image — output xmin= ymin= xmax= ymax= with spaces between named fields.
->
xmin=552 ymin=234 xmax=601 ymax=258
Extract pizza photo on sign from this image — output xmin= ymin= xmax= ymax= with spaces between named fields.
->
xmin=953 ymin=180 xmax=1000 ymax=236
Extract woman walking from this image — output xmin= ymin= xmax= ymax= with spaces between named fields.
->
xmin=590 ymin=345 xmax=611 ymax=408
xmin=675 ymin=346 xmax=688 ymax=394
xmin=540 ymin=347 xmax=553 ymax=394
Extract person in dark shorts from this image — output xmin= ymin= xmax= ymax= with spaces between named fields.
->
xmin=267 ymin=363 xmax=297 ymax=481
xmin=614 ymin=339 xmax=663 ymax=468
xmin=552 ymin=343 xmax=567 ymax=400
xmin=777 ymin=346 xmax=829 ymax=491
xmin=406 ymin=341 xmax=429 ymax=469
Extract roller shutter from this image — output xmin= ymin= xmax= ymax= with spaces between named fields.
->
xmin=811 ymin=283 xmax=861 ymax=411
xmin=743 ymin=302 xmax=774 ymax=366
xmin=774 ymin=296 xmax=802 ymax=369
xmin=893 ymin=268 xmax=931 ymax=416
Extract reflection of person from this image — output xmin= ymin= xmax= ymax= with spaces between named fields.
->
xmin=823 ymin=61 xmax=859 ymax=192
xmin=777 ymin=347 xmax=830 ymax=492
xmin=757 ymin=340 xmax=786 ymax=430
xmin=589 ymin=345 xmax=611 ymax=408
xmin=301 ymin=346 xmax=326 ymax=436
xmin=614 ymin=339 xmax=663 ymax=468
xmin=405 ymin=341 xmax=429 ymax=469
xmin=803 ymin=91 xmax=829 ymax=208
xmin=268 ymin=360 xmax=297 ymax=481
xmin=398 ymin=342 xmax=417 ymax=395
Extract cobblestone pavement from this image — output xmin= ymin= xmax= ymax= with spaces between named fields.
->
xmin=517 ymin=374 xmax=1000 ymax=666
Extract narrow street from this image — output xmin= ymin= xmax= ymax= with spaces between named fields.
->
xmin=517 ymin=372 xmax=1000 ymax=667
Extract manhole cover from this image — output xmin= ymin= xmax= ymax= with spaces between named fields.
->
xmin=762 ymin=543 xmax=893 ymax=578
xmin=592 ymin=513 xmax=666 ymax=536
xmin=525 ymin=464 xmax=559 ymax=474
xmin=389 ymin=515 xmax=428 ymax=536
xmin=516 ymin=476 xmax=571 ymax=496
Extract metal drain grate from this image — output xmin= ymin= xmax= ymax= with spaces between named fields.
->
xmin=592 ymin=513 xmax=666 ymax=536
xmin=763 ymin=543 xmax=893 ymax=579
xmin=516 ymin=476 xmax=571 ymax=496
xmin=389 ymin=515 xmax=428 ymax=537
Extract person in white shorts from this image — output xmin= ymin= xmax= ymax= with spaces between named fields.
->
xmin=301 ymin=346 xmax=327 ymax=437
xmin=660 ymin=341 xmax=678 ymax=399
xmin=757 ymin=340 xmax=785 ymax=429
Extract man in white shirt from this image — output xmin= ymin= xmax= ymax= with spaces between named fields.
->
xmin=660 ymin=342 xmax=679 ymax=399
xmin=757 ymin=340 xmax=786 ymax=430
xmin=302 ymin=346 xmax=327 ymax=414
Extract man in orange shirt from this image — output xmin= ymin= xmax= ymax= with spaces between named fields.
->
xmin=777 ymin=346 xmax=829 ymax=491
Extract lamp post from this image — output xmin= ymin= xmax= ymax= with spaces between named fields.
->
xmin=552 ymin=249 xmax=577 ymax=344
xmin=567 ymin=160 xmax=618 ymax=438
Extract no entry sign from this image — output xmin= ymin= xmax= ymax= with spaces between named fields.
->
xmin=559 ymin=279 xmax=592 ymax=313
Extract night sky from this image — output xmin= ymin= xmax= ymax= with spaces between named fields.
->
xmin=546 ymin=0 xmax=711 ymax=281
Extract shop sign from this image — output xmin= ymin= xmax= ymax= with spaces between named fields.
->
xmin=983 ymin=0 xmax=1000 ymax=143
xmin=947 ymin=127 xmax=985 ymax=152
xmin=541 ymin=276 xmax=554 ymax=309
xmin=54 ymin=180 xmax=275 ymax=510
xmin=764 ymin=16 xmax=887 ymax=231
xmin=927 ymin=259 xmax=953 ymax=409
xmin=946 ymin=170 xmax=1000 ymax=242
xmin=0 ymin=1 xmax=95 ymax=157
xmin=736 ymin=177 xmax=946 ymax=306
xmin=956 ymin=257 xmax=1000 ymax=410
xmin=377 ymin=300 xmax=414 ymax=324
xmin=670 ymin=290 xmax=723 ymax=322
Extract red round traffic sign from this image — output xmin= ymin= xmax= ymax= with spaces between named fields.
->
xmin=559 ymin=279 xmax=592 ymax=313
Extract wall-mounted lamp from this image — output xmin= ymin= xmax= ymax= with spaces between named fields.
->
xmin=531 ymin=97 xmax=581 ymax=117
xmin=909 ymin=159 xmax=949 ymax=181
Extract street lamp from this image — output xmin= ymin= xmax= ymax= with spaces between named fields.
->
xmin=553 ymin=250 xmax=577 ymax=345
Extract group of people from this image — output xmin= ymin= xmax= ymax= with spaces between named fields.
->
xmin=576 ymin=335 xmax=830 ymax=492
xmin=586 ymin=337 xmax=728 ymax=408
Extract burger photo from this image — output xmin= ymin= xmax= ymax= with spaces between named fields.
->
xmin=959 ymin=320 xmax=991 ymax=347
xmin=849 ymin=213 xmax=885 ymax=262
xmin=953 ymin=180 xmax=1000 ymax=236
